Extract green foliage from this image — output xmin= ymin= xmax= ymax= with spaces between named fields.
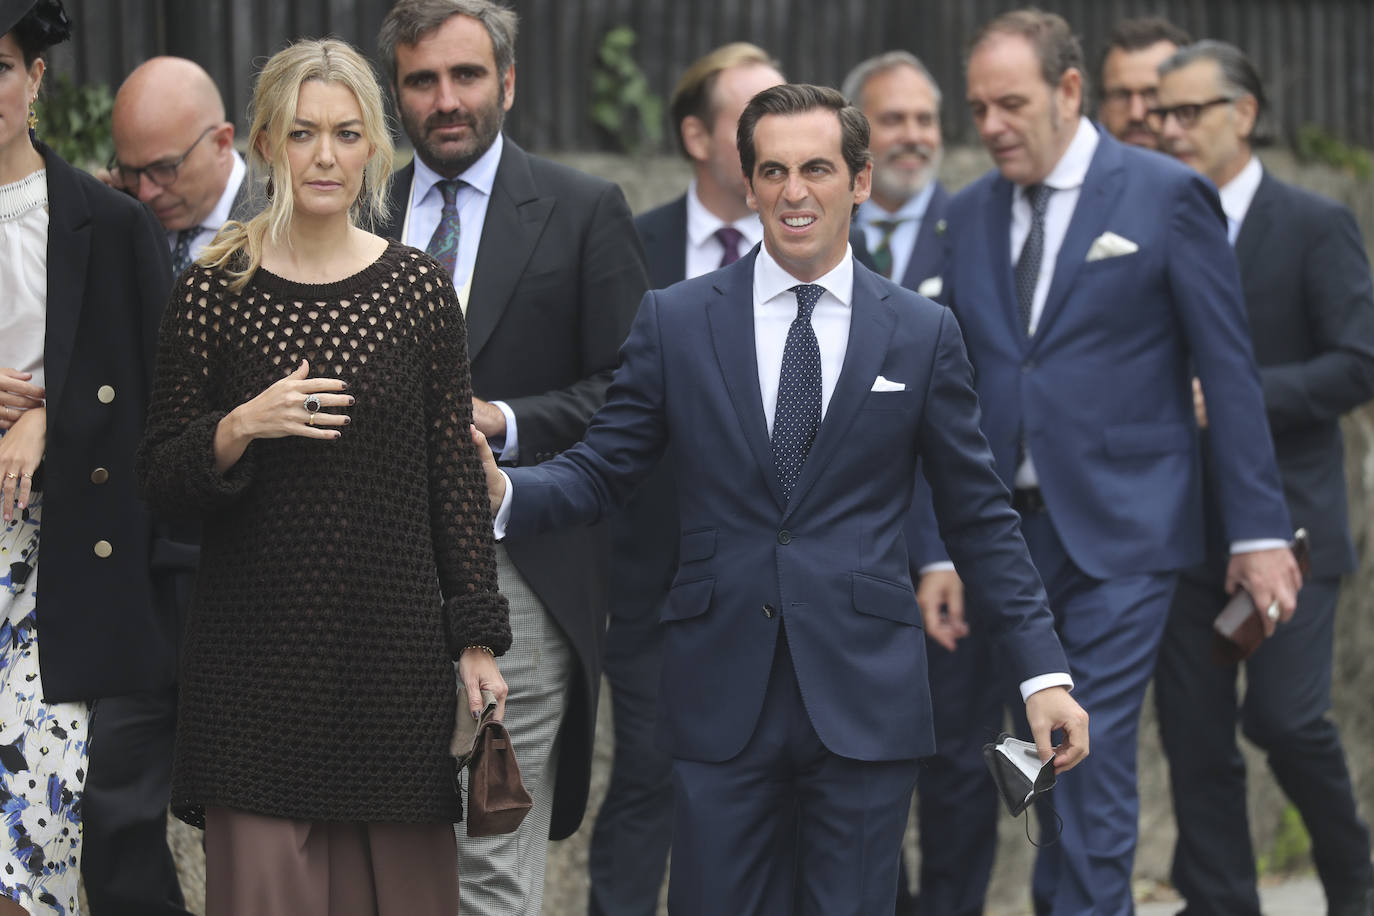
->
xmin=590 ymin=26 xmax=662 ymax=155
xmin=1295 ymin=124 xmax=1373 ymax=181
xmin=34 ymin=74 xmax=114 ymax=169
xmin=1257 ymin=804 xmax=1312 ymax=876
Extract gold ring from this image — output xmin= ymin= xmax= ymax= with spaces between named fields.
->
xmin=307 ymin=414 xmax=316 ymax=426
xmin=4 ymin=472 xmax=16 ymax=480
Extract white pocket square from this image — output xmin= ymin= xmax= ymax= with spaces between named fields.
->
xmin=871 ymin=375 xmax=906 ymax=392
xmin=917 ymin=276 xmax=943 ymax=298
xmin=1085 ymin=231 xmax=1139 ymax=262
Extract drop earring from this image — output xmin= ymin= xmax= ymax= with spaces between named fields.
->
xmin=27 ymin=100 xmax=37 ymax=131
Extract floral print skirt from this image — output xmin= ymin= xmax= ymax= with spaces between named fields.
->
xmin=0 ymin=495 xmax=89 ymax=915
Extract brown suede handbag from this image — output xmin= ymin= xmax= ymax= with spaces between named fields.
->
xmin=452 ymin=689 xmax=533 ymax=837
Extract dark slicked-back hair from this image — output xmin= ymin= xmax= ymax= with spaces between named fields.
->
xmin=1096 ymin=17 xmax=1192 ymax=94
xmin=669 ymin=42 xmax=781 ymax=158
xmin=737 ymin=83 xmax=871 ymax=184
xmin=1160 ymin=39 xmax=1269 ymax=143
xmin=378 ymin=0 xmax=518 ymax=86
xmin=969 ymin=9 xmax=1088 ymax=115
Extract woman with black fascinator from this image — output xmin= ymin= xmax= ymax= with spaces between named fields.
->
xmin=0 ymin=0 xmax=176 ymax=912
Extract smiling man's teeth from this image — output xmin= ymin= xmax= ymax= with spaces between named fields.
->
xmin=783 ymin=216 xmax=815 ymax=227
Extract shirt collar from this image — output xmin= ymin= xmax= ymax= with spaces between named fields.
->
xmin=857 ymin=179 xmax=936 ymax=227
xmin=203 ymin=151 xmax=246 ymax=231
xmin=1027 ymin=116 xmax=1098 ymax=196
xmin=754 ymin=241 xmax=854 ymax=309
xmin=1217 ymin=155 xmax=1263 ymax=228
xmin=686 ymin=179 xmax=764 ymax=247
xmin=411 ymin=131 xmax=503 ymax=204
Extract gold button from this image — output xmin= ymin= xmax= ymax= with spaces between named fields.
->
xmin=97 ymin=385 xmax=116 ymax=404
xmin=93 ymin=540 xmax=113 ymax=559
xmin=91 ymin=467 xmax=109 ymax=484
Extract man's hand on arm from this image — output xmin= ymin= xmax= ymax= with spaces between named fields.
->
xmin=471 ymin=425 xmax=507 ymax=518
xmin=1226 ymin=546 xmax=1302 ymax=636
xmin=1025 ymin=686 xmax=1089 ymax=774
xmin=472 ymin=397 xmax=508 ymax=439
xmin=916 ymin=568 xmax=966 ymax=652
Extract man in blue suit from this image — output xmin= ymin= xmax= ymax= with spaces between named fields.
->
xmin=1153 ymin=41 xmax=1374 ymax=916
xmin=933 ymin=11 xmax=1300 ymax=915
xmin=479 ymin=83 xmax=1089 ymax=915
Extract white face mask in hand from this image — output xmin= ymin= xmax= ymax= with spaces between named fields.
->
xmin=984 ymin=733 xmax=1063 ymax=846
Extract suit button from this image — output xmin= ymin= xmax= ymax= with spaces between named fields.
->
xmin=91 ymin=467 xmax=109 ymax=484
xmin=762 ymin=604 xmax=776 ymax=619
xmin=777 ymin=530 xmax=792 ymax=545
xmin=93 ymin=540 xmax=113 ymax=559
xmin=97 ymin=385 xmax=116 ymax=404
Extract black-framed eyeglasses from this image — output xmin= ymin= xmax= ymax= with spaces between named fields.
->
xmin=1144 ymin=97 xmax=1236 ymax=131
xmin=107 ymin=125 xmax=217 ymax=190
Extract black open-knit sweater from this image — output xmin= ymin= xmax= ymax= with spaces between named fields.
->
xmin=138 ymin=242 xmax=511 ymax=825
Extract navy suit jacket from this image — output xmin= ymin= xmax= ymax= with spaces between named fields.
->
xmin=1192 ymin=171 xmax=1374 ymax=580
xmin=505 ymin=251 xmax=1066 ymax=763
xmin=896 ymin=182 xmax=951 ymax=293
xmin=937 ymin=128 xmax=1291 ymax=579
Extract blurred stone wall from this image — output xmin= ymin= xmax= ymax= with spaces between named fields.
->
xmin=165 ymin=147 xmax=1374 ymax=914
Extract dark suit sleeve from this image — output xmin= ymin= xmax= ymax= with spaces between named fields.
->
xmin=503 ymin=183 xmax=649 ymax=463
xmin=916 ymin=309 xmax=1065 ymax=683
xmin=507 ymin=288 xmax=669 ymax=534
xmin=1166 ymin=174 xmax=1291 ymax=542
xmin=1261 ymin=206 xmax=1374 ymax=432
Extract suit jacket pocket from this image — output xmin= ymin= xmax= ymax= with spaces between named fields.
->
xmin=662 ymin=576 xmax=714 ymax=622
xmin=678 ymin=528 xmax=717 ymax=564
xmin=851 ymin=571 xmax=921 ymax=627
xmin=1103 ymin=421 xmax=1192 ymax=458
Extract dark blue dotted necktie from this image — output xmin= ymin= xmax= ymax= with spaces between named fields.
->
xmin=426 ymin=178 xmax=464 ymax=279
xmin=171 ymin=227 xmax=201 ymax=278
xmin=772 ymin=284 xmax=824 ymax=499
xmin=1015 ymin=183 xmax=1053 ymax=336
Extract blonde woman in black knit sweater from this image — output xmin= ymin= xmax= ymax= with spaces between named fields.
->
xmin=138 ymin=38 xmax=509 ymax=914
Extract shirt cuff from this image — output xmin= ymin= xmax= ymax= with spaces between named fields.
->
xmin=1230 ymin=538 xmax=1289 ymax=555
xmin=491 ymin=400 xmax=518 ymax=461
xmin=1020 ymin=672 xmax=1073 ymax=703
xmin=918 ymin=561 xmax=956 ymax=575
xmin=492 ymin=470 xmax=513 ymax=540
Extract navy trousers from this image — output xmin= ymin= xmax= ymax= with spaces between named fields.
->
xmin=668 ymin=627 xmax=920 ymax=916
xmin=1156 ymin=573 xmax=1374 ymax=914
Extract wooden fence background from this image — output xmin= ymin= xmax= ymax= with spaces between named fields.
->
xmin=46 ymin=0 xmax=1374 ymax=152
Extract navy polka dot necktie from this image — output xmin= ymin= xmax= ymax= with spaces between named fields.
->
xmin=426 ymin=178 xmax=464 ymax=279
xmin=1015 ymin=183 xmax=1053 ymax=336
xmin=772 ymin=284 xmax=824 ymax=499
xmin=171 ymin=226 xmax=201 ymax=278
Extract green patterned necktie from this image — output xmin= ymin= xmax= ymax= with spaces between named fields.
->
xmin=870 ymin=218 xmax=908 ymax=278
xmin=426 ymin=178 xmax=464 ymax=279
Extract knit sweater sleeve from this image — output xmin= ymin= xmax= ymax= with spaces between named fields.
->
xmin=421 ymin=264 xmax=512 ymax=658
xmin=137 ymin=267 xmax=257 ymax=516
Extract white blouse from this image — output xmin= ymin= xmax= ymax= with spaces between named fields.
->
xmin=0 ymin=168 xmax=48 ymax=391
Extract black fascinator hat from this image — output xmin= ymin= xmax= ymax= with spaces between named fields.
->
xmin=1 ymin=0 xmax=73 ymax=57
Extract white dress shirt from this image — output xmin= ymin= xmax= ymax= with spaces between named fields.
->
xmin=1217 ymin=154 xmax=1263 ymax=245
xmin=167 ymin=151 xmax=246 ymax=261
xmin=856 ymin=180 xmax=937 ymax=284
xmin=684 ymin=180 xmax=763 ymax=280
xmin=401 ymin=135 xmax=521 ymax=458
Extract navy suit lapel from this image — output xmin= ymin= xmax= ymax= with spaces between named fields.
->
xmin=1233 ymin=170 xmax=1275 ymax=274
xmin=379 ymin=161 xmax=412 ymax=242
xmin=640 ymin=195 xmax=687 ymax=289
xmin=1032 ymin=130 xmax=1125 ymax=348
xmin=39 ymin=145 xmax=90 ymax=421
xmin=706 ymin=250 xmax=786 ymax=512
xmin=468 ymin=141 xmax=554 ymax=361
xmin=899 ymin=183 xmax=948 ymax=290
xmin=984 ymin=178 xmax=1023 ymax=347
xmin=783 ymin=263 xmax=894 ymax=521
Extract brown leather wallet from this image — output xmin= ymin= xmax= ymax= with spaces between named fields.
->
xmin=1211 ymin=529 xmax=1310 ymax=665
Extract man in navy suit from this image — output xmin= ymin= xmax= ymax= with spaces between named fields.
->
xmin=592 ymin=42 xmax=784 ymax=916
xmin=1153 ymin=41 xmax=1374 ymax=916
xmin=478 ymin=83 xmax=1089 ymax=916
xmin=934 ymin=11 xmax=1300 ymax=914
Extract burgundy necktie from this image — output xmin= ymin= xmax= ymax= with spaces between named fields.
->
xmin=715 ymin=226 xmax=745 ymax=267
